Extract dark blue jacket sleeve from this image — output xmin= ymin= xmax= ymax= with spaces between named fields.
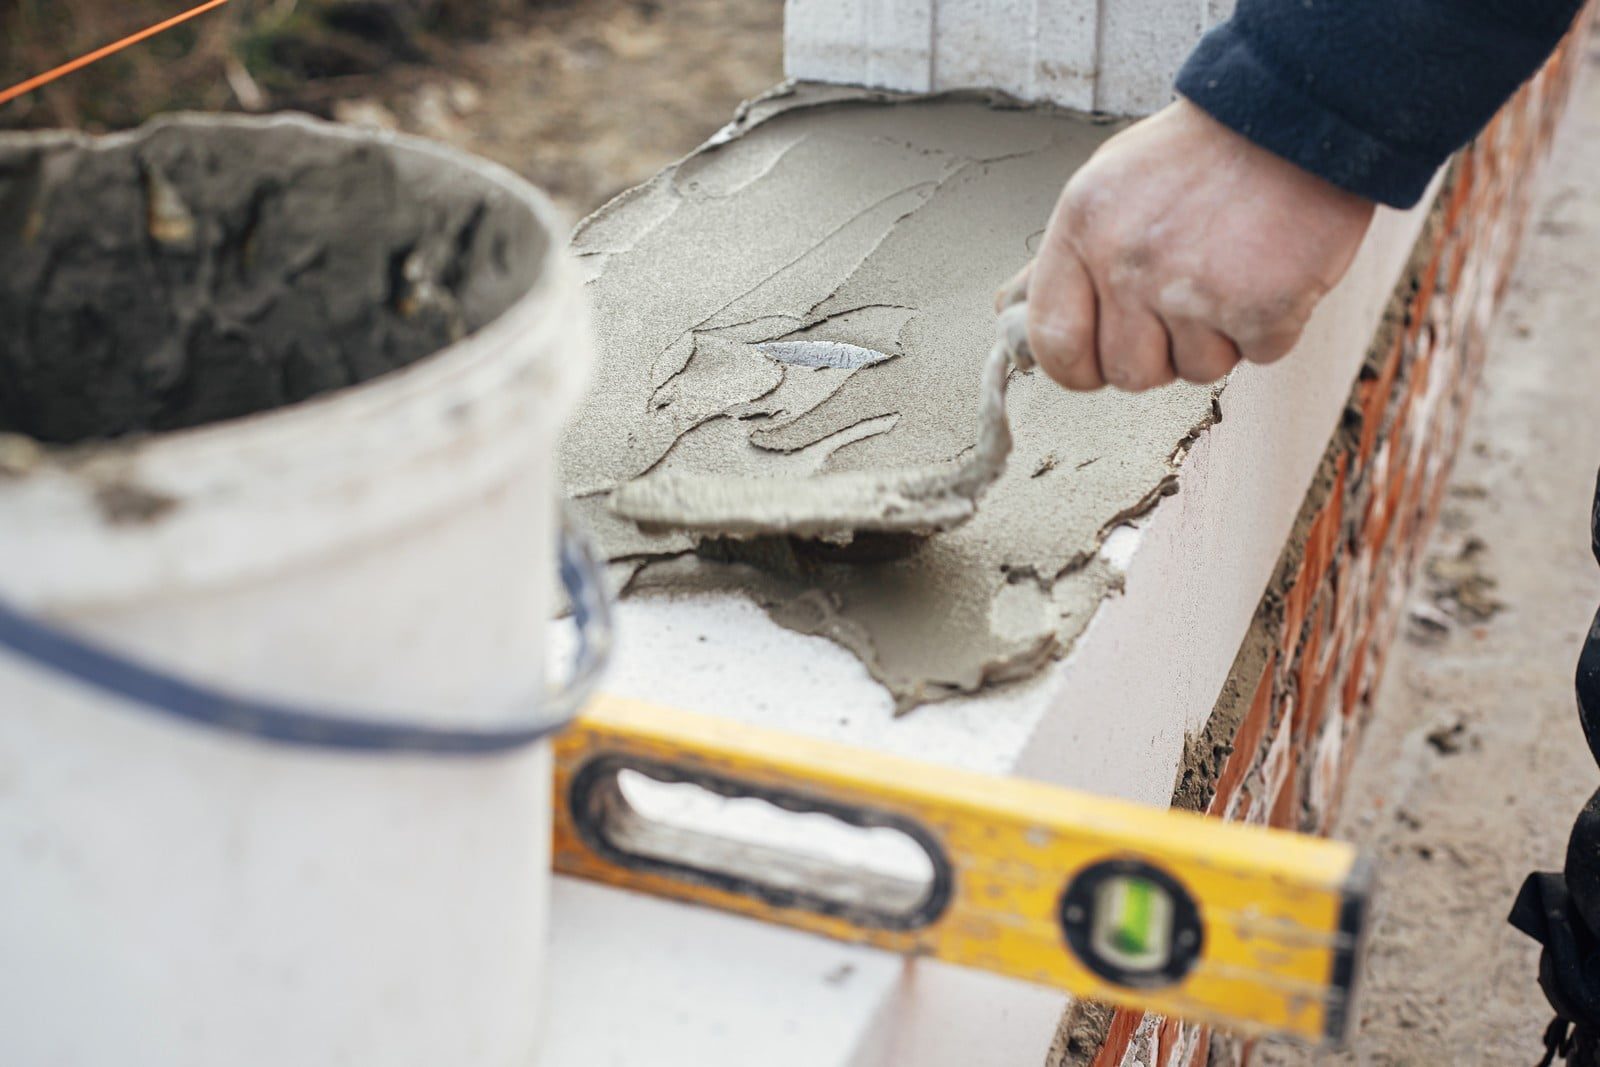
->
xmin=1175 ymin=0 xmax=1584 ymax=207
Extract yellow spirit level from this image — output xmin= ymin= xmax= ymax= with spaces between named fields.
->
xmin=552 ymin=694 xmax=1368 ymax=1047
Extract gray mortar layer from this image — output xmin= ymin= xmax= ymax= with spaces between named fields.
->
xmin=608 ymin=305 xmax=1033 ymax=540
xmin=562 ymin=84 xmax=1224 ymax=712
xmin=0 ymin=114 xmax=545 ymax=444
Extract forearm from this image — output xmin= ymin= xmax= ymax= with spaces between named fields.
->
xmin=1176 ymin=0 xmax=1585 ymax=207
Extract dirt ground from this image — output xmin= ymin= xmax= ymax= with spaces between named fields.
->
xmin=1258 ymin=45 xmax=1600 ymax=1067
xmin=2 ymin=0 xmax=783 ymax=221
xmin=318 ymin=0 xmax=785 ymax=219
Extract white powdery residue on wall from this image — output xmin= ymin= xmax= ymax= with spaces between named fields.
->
xmin=785 ymin=0 xmax=1238 ymax=114
xmin=1115 ymin=1015 xmax=1163 ymax=1067
xmin=784 ymin=0 xmax=936 ymax=94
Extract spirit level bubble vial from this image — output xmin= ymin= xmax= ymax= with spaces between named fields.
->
xmin=1061 ymin=859 xmax=1205 ymax=988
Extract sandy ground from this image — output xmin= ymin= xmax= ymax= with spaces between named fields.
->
xmin=3 ymin=0 xmax=782 ymax=217
xmin=1258 ymin=45 xmax=1600 ymax=1067
xmin=4 ymin=0 xmax=783 ymax=222
xmin=327 ymin=0 xmax=785 ymax=221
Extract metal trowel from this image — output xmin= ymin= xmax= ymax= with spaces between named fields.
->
xmin=609 ymin=305 xmax=1035 ymax=543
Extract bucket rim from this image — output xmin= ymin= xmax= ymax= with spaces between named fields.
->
xmin=0 ymin=110 xmax=577 ymax=460
xmin=0 ymin=112 xmax=593 ymax=611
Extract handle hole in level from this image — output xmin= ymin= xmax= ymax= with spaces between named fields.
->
xmin=570 ymin=757 xmax=952 ymax=931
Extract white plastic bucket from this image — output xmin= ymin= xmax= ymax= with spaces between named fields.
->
xmin=0 ymin=114 xmax=603 ymax=1066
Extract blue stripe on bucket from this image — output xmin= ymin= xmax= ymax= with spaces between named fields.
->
xmin=0 ymin=528 xmax=611 ymax=755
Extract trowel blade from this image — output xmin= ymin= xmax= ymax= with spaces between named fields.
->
xmin=608 ymin=464 xmax=983 ymax=543
xmin=608 ymin=305 xmax=1033 ymax=543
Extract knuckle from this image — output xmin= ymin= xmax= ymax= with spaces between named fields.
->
xmin=1104 ymin=356 xmax=1161 ymax=392
xmin=1243 ymin=337 xmax=1297 ymax=365
xmin=1059 ymin=175 xmax=1116 ymax=244
xmin=1221 ymin=293 xmax=1311 ymax=356
xmin=1176 ymin=347 xmax=1236 ymax=384
xmin=1028 ymin=304 xmax=1099 ymax=390
xmin=1027 ymin=310 xmax=1063 ymax=353
xmin=1027 ymin=278 xmax=1091 ymax=343
xmin=1029 ymin=316 xmax=1090 ymax=376
xmin=1237 ymin=324 xmax=1299 ymax=363
xmin=1155 ymin=276 xmax=1220 ymax=324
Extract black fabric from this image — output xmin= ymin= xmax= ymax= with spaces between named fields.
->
xmin=1577 ymin=608 xmax=1600 ymax=768
xmin=1510 ymin=866 xmax=1600 ymax=1027
xmin=1175 ymin=0 xmax=1584 ymax=208
xmin=1591 ymin=469 xmax=1600 ymax=566
xmin=1580 ymin=472 xmax=1600 ymax=777
xmin=1539 ymin=1016 xmax=1571 ymax=1067
xmin=1512 ymin=472 xmax=1600 ymax=1062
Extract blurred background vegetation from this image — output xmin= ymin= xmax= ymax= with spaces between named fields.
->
xmin=0 ymin=0 xmax=515 ymax=129
xmin=0 ymin=0 xmax=783 ymax=216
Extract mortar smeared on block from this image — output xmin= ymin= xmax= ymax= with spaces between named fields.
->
xmin=609 ymin=304 xmax=1034 ymax=542
xmin=561 ymin=85 xmax=1221 ymax=712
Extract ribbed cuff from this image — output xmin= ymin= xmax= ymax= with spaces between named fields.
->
xmin=1175 ymin=26 xmax=1446 ymax=209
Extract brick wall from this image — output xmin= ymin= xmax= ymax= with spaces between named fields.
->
xmin=1052 ymin=18 xmax=1592 ymax=1067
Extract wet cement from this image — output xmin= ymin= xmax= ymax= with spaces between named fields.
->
xmin=561 ymin=85 xmax=1223 ymax=712
xmin=608 ymin=305 xmax=1033 ymax=541
xmin=0 ymin=115 xmax=546 ymax=444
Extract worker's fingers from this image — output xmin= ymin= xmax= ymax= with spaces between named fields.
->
xmin=1166 ymin=317 xmax=1242 ymax=384
xmin=1026 ymin=246 xmax=1103 ymax=391
xmin=1234 ymin=325 xmax=1304 ymax=366
xmin=995 ymin=261 xmax=1033 ymax=313
xmin=1224 ymin=293 xmax=1318 ymax=366
xmin=1098 ymin=299 xmax=1174 ymax=392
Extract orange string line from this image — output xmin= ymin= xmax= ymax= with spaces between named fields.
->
xmin=0 ymin=0 xmax=236 ymax=108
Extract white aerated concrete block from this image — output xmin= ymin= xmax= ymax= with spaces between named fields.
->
xmin=784 ymin=0 xmax=1238 ymax=115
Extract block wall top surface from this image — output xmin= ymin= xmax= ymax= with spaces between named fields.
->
xmin=544 ymin=80 xmax=1438 ymax=1067
xmin=561 ymin=85 xmax=1432 ymax=806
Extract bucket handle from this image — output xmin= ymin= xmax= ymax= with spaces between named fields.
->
xmin=0 ymin=509 xmax=613 ymax=755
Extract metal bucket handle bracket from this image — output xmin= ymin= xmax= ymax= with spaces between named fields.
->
xmin=0 ymin=511 xmax=612 ymax=756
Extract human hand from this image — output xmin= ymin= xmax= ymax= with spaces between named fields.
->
xmin=997 ymin=98 xmax=1376 ymax=392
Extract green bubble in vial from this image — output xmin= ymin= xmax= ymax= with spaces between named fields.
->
xmin=1111 ymin=877 xmax=1159 ymax=957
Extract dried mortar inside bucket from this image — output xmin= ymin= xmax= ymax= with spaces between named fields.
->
xmin=0 ymin=114 xmax=549 ymax=444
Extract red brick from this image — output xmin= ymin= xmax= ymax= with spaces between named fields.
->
xmin=1408 ymin=254 xmax=1443 ymax=343
xmin=1358 ymin=333 xmax=1405 ymax=467
xmin=1092 ymin=1010 xmax=1142 ymax=1067
xmin=1302 ymin=488 xmax=1342 ymax=598
xmin=1299 ymin=627 xmax=1343 ymax=745
xmin=1210 ymin=652 xmax=1278 ymax=817
xmin=1294 ymin=611 xmax=1325 ymax=738
xmin=1446 ymin=151 xmax=1476 ymax=231
xmin=1346 ymin=616 xmax=1373 ymax=709
xmin=1269 ymin=744 xmax=1301 ymax=831
xmin=1157 ymin=1017 xmax=1181 ymax=1065
xmin=1305 ymin=654 xmax=1337 ymax=749
xmin=1280 ymin=564 xmax=1312 ymax=662
xmin=1248 ymin=707 xmax=1296 ymax=831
